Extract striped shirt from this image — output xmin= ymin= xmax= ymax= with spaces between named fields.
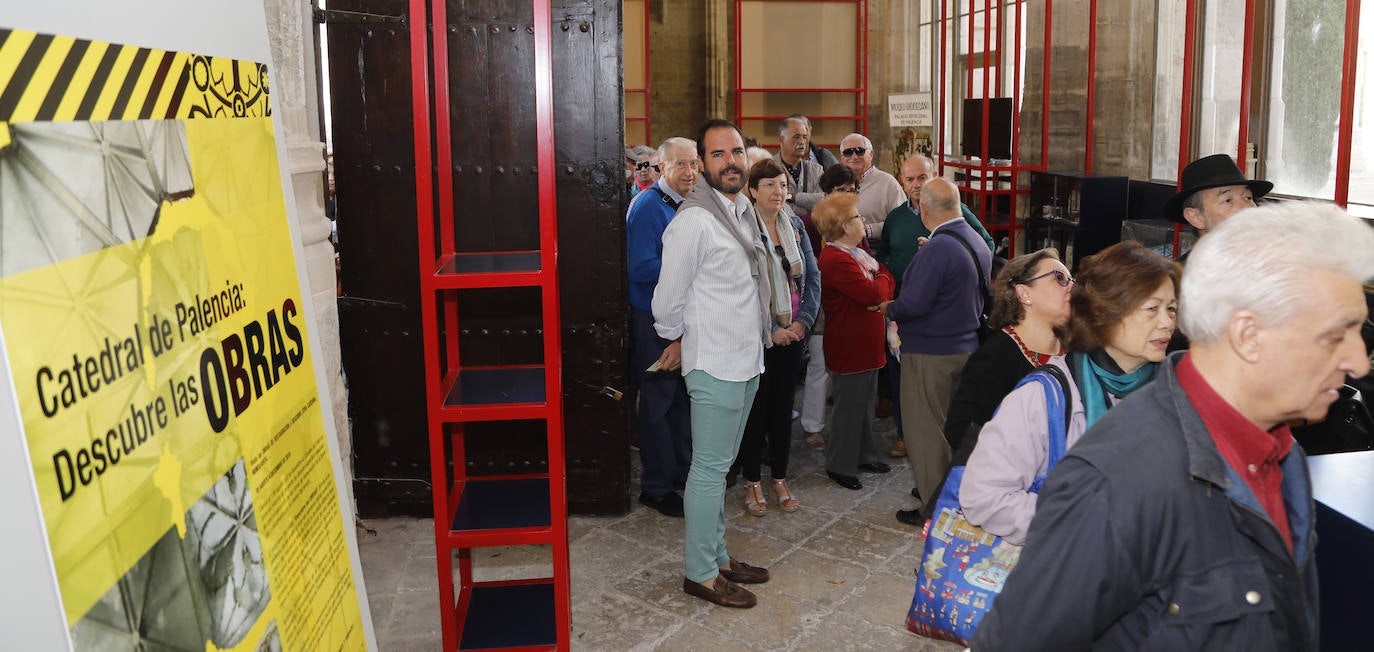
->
xmin=652 ymin=187 xmax=766 ymax=382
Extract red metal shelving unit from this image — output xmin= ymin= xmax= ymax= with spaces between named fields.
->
xmin=408 ymin=0 xmax=570 ymax=649
xmin=625 ymin=0 xmax=651 ymax=146
xmin=733 ymin=0 xmax=868 ymax=151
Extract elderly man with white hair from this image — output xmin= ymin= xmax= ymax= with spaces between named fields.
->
xmin=839 ymin=132 xmax=906 ymax=240
xmin=774 ymin=116 xmax=826 ymax=212
xmin=972 ymin=202 xmax=1374 ymax=650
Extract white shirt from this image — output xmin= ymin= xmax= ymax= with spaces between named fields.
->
xmin=652 ymin=187 xmax=766 ymax=382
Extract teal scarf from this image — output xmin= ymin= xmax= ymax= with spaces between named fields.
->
xmin=1073 ymin=351 xmax=1157 ymax=428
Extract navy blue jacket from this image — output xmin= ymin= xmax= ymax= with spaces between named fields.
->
xmin=886 ymin=217 xmax=991 ymax=355
xmin=973 ymin=353 xmax=1319 ymax=651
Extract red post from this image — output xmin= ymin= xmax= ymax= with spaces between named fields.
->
xmin=1177 ymin=0 xmax=1198 ymax=180
xmin=1041 ymin=0 xmax=1052 ymax=170
xmin=1237 ymin=0 xmax=1256 ymax=169
xmin=1334 ymin=0 xmax=1362 ymax=207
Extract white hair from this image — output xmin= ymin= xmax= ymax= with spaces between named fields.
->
xmin=657 ymin=137 xmax=695 ymax=162
xmin=1180 ymin=201 xmax=1374 ymax=344
xmin=840 ymin=132 xmax=872 ymax=150
xmin=746 ymin=146 xmax=772 ymax=168
xmin=777 ymin=116 xmax=808 ymax=137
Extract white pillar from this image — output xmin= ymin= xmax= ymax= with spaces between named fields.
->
xmin=263 ymin=0 xmax=353 ymax=510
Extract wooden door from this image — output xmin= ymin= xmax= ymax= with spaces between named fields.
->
xmin=325 ymin=0 xmax=630 ymax=516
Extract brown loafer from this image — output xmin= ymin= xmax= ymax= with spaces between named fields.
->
xmin=683 ymin=576 xmax=756 ymax=608
xmin=718 ymin=557 xmax=769 ymax=584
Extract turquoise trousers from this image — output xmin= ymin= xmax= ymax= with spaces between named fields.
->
xmin=682 ymin=369 xmax=759 ymax=583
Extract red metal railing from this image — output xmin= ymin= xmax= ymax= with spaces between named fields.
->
xmin=625 ymin=0 xmax=651 ymax=145
xmin=732 ymin=0 xmax=868 ymax=148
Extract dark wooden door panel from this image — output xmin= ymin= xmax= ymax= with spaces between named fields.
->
xmin=325 ymin=0 xmax=430 ymax=517
xmin=552 ymin=0 xmax=630 ymax=513
xmin=328 ymin=0 xmax=629 ymax=515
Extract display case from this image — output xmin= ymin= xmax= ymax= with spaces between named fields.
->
xmin=1025 ymin=170 xmax=1128 ymax=269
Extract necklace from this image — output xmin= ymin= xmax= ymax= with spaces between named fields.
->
xmin=1003 ymin=325 xmax=1063 ymax=367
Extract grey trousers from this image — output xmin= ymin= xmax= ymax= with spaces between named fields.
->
xmin=900 ymin=352 xmax=969 ymax=506
xmin=825 ymin=369 xmax=883 ymax=476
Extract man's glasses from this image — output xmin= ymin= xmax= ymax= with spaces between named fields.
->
xmin=635 ymin=160 xmax=652 ymax=170
xmin=651 ymin=165 xmax=661 ymax=173
xmin=841 ymin=147 xmax=868 ymax=158
xmin=1023 ymin=269 xmax=1074 ymax=287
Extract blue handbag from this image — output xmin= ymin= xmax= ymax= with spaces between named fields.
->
xmin=906 ymin=365 xmax=1071 ymax=645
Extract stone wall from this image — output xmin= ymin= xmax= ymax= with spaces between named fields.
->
xmin=647 ymin=0 xmax=713 ymax=143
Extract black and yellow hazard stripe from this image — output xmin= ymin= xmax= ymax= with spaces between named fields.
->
xmin=0 ymin=27 xmax=269 ymax=124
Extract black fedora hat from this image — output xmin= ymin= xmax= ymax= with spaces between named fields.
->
xmin=1165 ymin=154 xmax=1273 ymax=222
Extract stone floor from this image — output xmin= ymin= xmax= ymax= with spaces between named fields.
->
xmin=356 ymin=408 xmax=963 ymax=651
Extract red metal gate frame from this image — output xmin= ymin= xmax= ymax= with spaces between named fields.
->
xmin=625 ymin=0 xmax=652 ymax=146
xmin=732 ymin=0 xmax=868 ymax=151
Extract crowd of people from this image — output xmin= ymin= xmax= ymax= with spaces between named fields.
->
xmin=625 ymin=116 xmax=1374 ymax=650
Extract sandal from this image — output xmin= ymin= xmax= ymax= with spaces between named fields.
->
xmin=743 ymin=481 xmax=767 ymax=517
xmin=771 ymin=479 xmax=800 ymax=513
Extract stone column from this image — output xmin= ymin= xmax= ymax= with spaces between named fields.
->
xmin=705 ymin=0 xmax=731 ymax=119
xmin=262 ymin=0 xmax=353 ymax=510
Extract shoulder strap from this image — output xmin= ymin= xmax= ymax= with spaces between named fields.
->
xmin=650 ymin=185 xmax=680 ymax=210
xmin=933 ymin=229 xmax=989 ymax=309
xmin=1015 ymin=362 xmax=1073 ymax=493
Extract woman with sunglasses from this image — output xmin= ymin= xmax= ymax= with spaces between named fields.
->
xmin=735 ymin=159 xmax=820 ymax=516
xmin=901 ymin=249 xmax=1072 ymax=525
xmin=812 ymin=191 xmax=895 ymax=491
xmin=959 ymin=241 xmax=1180 ymax=543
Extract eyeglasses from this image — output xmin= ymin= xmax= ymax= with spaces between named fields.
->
xmin=1023 ymin=269 xmax=1074 ymax=287
xmin=635 ymin=160 xmax=652 ymax=170
xmin=651 ymin=165 xmax=661 ymax=173
xmin=841 ymin=147 xmax=868 ymax=158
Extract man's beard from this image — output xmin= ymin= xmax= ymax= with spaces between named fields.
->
xmin=705 ymin=164 xmax=746 ymax=194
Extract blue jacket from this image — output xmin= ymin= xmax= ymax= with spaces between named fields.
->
xmin=973 ymin=353 xmax=1319 ymax=651
xmin=626 ymin=181 xmax=684 ymax=312
xmin=885 ymin=218 xmax=990 ymax=355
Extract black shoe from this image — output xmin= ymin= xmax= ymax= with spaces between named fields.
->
xmin=896 ymin=508 xmax=926 ymax=527
xmin=827 ymin=471 xmax=863 ymax=490
xmin=639 ymin=492 xmax=685 ymax=517
xmin=857 ymin=462 xmax=891 ymax=474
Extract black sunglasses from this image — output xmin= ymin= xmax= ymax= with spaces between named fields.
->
xmin=1024 ymin=269 xmax=1074 ymax=287
xmin=841 ymin=147 xmax=868 ymax=157
xmin=635 ymin=160 xmax=652 ymax=170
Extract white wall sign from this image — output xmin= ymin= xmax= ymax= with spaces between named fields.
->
xmin=889 ymin=92 xmax=934 ymax=127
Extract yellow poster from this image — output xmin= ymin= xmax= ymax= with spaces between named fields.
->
xmin=0 ymin=27 xmax=366 ymax=651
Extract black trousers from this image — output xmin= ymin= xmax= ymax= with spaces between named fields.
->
xmin=738 ymin=339 xmax=805 ymax=482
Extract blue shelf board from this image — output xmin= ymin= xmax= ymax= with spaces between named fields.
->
xmin=459 ymin=582 xmax=557 ymax=650
xmin=446 ymin=367 xmax=546 ymax=406
xmin=441 ymin=252 xmax=542 ymax=275
xmin=452 ymin=477 xmax=551 ymax=532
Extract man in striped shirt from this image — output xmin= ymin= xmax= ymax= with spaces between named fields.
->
xmin=653 ymin=119 xmax=774 ymax=609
